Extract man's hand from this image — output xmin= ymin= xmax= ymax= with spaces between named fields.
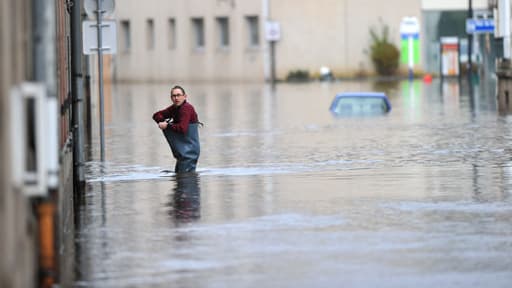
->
xmin=158 ymin=121 xmax=168 ymax=130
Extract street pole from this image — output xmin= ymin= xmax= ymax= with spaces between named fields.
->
xmin=270 ymin=40 xmax=276 ymax=88
xmin=262 ymin=0 xmax=271 ymax=82
xmin=95 ymin=0 xmax=105 ymax=162
xmin=408 ymin=35 xmax=414 ymax=80
xmin=468 ymin=0 xmax=473 ymax=79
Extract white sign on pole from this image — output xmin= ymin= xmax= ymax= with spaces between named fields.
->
xmin=400 ymin=17 xmax=420 ymax=78
xmin=265 ymin=21 xmax=281 ymax=41
xmin=400 ymin=17 xmax=419 ymax=37
xmin=82 ymin=20 xmax=117 ymax=55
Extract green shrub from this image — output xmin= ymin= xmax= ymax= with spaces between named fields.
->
xmin=369 ymin=24 xmax=399 ymax=76
xmin=286 ymin=69 xmax=310 ymax=82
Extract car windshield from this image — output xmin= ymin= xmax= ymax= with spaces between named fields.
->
xmin=333 ymin=96 xmax=388 ymax=115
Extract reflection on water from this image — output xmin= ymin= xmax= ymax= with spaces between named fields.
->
xmin=75 ymin=78 xmax=512 ymax=288
xmin=167 ymin=173 xmax=201 ymax=223
xmin=372 ymin=79 xmax=400 ymax=95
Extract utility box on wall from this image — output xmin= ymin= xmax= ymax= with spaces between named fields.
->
xmin=10 ymin=82 xmax=59 ymax=197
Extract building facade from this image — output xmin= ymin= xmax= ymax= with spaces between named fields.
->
xmin=115 ymin=0 xmax=264 ymax=82
xmin=114 ymin=0 xmax=423 ymax=82
xmin=421 ymin=0 xmax=493 ymax=75
xmin=1 ymin=1 xmax=39 ymax=286
xmin=1 ymin=1 xmax=79 ymax=287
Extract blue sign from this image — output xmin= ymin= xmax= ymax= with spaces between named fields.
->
xmin=400 ymin=17 xmax=419 ymax=38
xmin=466 ymin=18 xmax=495 ymax=34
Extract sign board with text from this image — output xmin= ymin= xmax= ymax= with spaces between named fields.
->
xmin=400 ymin=17 xmax=420 ymax=65
xmin=82 ymin=20 xmax=117 ymax=55
xmin=466 ymin=18 xmax=495 ymax=34
xmin=265 ymin=21 xmax=281 ymax=42
xmin=440 ymin=37 xmax=459 ymax=77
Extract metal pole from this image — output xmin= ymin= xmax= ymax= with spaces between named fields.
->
xmin=71 ymin=0 xmax=85 ymax=188
xmin=408 ymin=35 xmax=414 ymax=80
xmin=468 ymin=0 xmax=473 ymax=77
xmin=32 ymin=1 xmax=59 ymax=286
xmin=96 ymin=0 xmax=105 ymax=161
xmin=262 ymin=0 xmax=271 ymax=81
xmin=270 ymin=40 xmax=276 ymax=88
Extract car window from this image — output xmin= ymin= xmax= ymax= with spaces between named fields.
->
xmin=334 ymin=97 xmax=388 ymax=115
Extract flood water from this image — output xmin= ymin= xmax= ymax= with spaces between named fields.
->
xmin=74 ymin=78 xmax=512 ymax=287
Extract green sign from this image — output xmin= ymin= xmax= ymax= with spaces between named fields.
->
xmin=400 ymin=37 xmax=420 ymax=65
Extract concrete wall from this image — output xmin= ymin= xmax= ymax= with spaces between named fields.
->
xmin=422 ymin=0 xmax=488 ymax=11
xmin=271 ymin=0 xmax=421 ymax=78
xmin=497 ymin=60 xmax=512 ymax=114
xmin=114 ymin=0 xmax=421 ymax=82
xmin=115 ymin=0 xmax=264 ymax=82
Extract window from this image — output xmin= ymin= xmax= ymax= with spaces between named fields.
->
xmin=168 ymin=18 xmax=176 ymax=49
xmin=246 ymin=16 xmax=259 ymax=47
xmin=120 ymin=20 xmax=131 ymax=52
xmin=192 ymin=18 xmax=205 ymax=48
xmin=216 ymin=17 xmax=229 ymax=48
xmin=146 ymin=19 xmax=155 ymax=50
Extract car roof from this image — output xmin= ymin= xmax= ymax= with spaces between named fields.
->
xmin=335 ymin=92 xmax=388 ymax=98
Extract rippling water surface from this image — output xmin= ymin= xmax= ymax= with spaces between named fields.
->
xmin=74 ymin=79 xmax=512 ymax=287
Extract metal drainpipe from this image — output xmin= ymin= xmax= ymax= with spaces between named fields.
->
xmin=71 ymin=0 xmax=86 ymax=190
xmin=33 ymin=0 xmax=58 ymax=286
xmin=262 ymin=0 xmax=270 ymax=81
xmin=468 ymin=0 xmax=473 ymax=77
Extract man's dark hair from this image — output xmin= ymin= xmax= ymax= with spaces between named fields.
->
xmin=171 ymin=85 xmax=186 ymax=95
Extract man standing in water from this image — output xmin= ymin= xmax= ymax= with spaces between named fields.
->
xmin=152 ymin=85 xmax=201 ymax=173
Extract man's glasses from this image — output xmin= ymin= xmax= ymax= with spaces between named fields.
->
xmin=171 ymin=94 xmax=183 ymax=97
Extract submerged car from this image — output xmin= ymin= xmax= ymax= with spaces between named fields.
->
xmin=329 ymin=92 xmax=391 ymax=116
